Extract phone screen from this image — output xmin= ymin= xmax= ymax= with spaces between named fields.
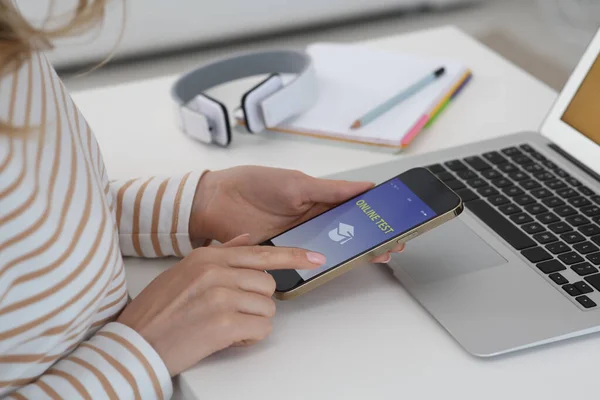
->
xmin=269 ymin=177 xmax=437 ymax=281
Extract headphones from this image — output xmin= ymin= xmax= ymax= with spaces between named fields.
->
xmin=171 ymin=49 xmax=318 ymax=147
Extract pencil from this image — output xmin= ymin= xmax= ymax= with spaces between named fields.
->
xmin=350 ymin=67 xmax=446 ymax=129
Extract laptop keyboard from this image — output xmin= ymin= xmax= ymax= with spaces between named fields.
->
xmin=426 ymin=144 xmax=600 ymax=310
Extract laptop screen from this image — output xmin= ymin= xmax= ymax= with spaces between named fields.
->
xmin=561 ymin=55 xmax=600 ymax=144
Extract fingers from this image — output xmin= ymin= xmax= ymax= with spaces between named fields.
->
xmin=225 ymin=314 xmax=272 ymax=347
xmin=204 ymin=287 xmax=275 ymax=317
xmin=217 ymin=233 xmax=251 ymax=248
xmin=370 ymin=243 xmax=405 ymax=264
xmin=234 ymin=268 xmax=277 ymax=297
xmin=304 ymin=176 xmax=374 ymax=205
xmin=216 ymin=245 xmax=326 ymax=271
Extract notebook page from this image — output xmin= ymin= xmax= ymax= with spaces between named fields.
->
xmin=278 ymin=43 xmax=466 ymax=143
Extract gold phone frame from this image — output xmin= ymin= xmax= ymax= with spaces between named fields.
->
xmin=274 ymin=200 xmax=463 ymax=300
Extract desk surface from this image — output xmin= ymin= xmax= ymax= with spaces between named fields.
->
xmin=70 ymin=26 xmax=598 ymax=400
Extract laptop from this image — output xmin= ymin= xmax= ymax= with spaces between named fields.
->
xmin=329 ymin=28 xmax=600 ymax=357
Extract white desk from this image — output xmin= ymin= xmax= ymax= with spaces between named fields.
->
xmin=71 ymin=26 xmax=599 ymax=400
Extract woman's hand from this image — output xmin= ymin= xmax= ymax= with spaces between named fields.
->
xmin=117 ymin=234 xmax=325 ymax=377
xmin=190 ymin=166 xmax=404 ymax=263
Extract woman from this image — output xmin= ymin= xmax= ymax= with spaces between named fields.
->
xmin=0 ymin=1 xmax=404 ymax=399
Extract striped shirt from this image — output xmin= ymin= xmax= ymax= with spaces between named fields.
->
xmin=0 ymin=52 xmax=202 ymax=399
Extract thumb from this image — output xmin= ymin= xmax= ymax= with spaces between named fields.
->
xmin=214 ymin=233 xmax=251 ymax=248
xmin=305 ymin=177 xmax=374 ymax=205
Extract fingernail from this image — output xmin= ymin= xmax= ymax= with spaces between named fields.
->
xmin=397 ymin=244 xmax=406 ymax=252
xmin=306 ymin=252 xmax=326 ymax=265
xmin=383 ymin=253 xmax=392 ymax=263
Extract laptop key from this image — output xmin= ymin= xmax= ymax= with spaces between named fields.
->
xmin=558 ymin=252 xmax=584 ymax=265
xmin=478 ymin=186 xmax=499 ymax=197
xmin=557 ymin=188 xmax=578 ymax=199
xmin=591 ymin=235 xmax=600 ymax=247
xmin=464 ymin=156 xmax=491 ymax=171
xmin=457 ymin=169 xmax=477 ymax=180
xmin=521 ymin=247 xmax=552 ymax=263
xmin=524 ymin=164 xmax=544 ymax=174
xmin=522 ymin=222 xmax=545 ymax=235
xmin=525 ymin=203 xmax=548 ymax=215
xmin=546 ymin=180 xmax=567 ymax=190
xmin=520 ymin=180 xmax=541 ymax=190
xmin=498 ymin=203 xmax=521 ymax=215
xmin=579 ymin=186 xmax=594 ymax=196
xmin=455 ymin=188 xmax=479 ymax=202
xmin=549 ymin=272 xmax=569 ymax=285
xmin=546 ymin=241 xmax=570 ymax=254
xmin=555 ymin=169 xmax=569 ymax=178
xmin=467 ymin=178 xmax=487 ymax=189
xmin=519 ymin=144 xmax=534 ymax=153
xmin=445 ymin=180 xmax=466 ymax=191
xmin=569 ymin=197 xmax=591 ymax=208
xmin=554 ymin=205 xmax=577 ymax=217
xmin=437 ymin=172 xmax=455 ymax=183
xmin=536 ymin=212 xmax=560 ymax=225
xmin=427 ymin=164 xmax=446 ymax=174
xmin=465 ymin=200 xmax=536 ymax=250
xmin=591 ymin=196 xmax=600 ymax=205
xmin=549 ymin=222 xmax=573 ymax=234
xmin=566 ymin=177 xmax=582 ymax=187
xmin=533 ymin=232 xmax=558 ymax=244
xmin=542 ymin=160 xmax=558 ymax=170
xmin=498 ymin=163 xmax=519 ymax=173
xmin=501 ymin=147 xmax=521 ymax=157
xmin=542 ymin=197 xmax=565 ymax=207
xmin=571 ymin=262 xmax=598 ymax=276
xmin=514 ymin=194 xmax=536 ymax=206
xmin=513 ymin=155 xmax=533 ymax=166
xmin=529 ymin=151 xmax=546 ymax=162
xmin=576 ymin=296 xmax=596 ymax=309
xmin=584 ymin=273 xmax=600 ymax=291
xmin=493 ymin=178 xmax=513 ymax=188
xmin=574 ymin=281 xmax=594 ymax=294
xmin=481 ymin=169 xmax=502 ymax=180
xmin=511 ymin=213 xmax=533 ymax=225
xmin=534 ymin=172 xmax=555 ymax=181
xmin=531 ymin=188 xmax=552 ymax=199
xmin=565 ymin=214 xmax=589 ymax=227
xmin=573 ymin=241 xmax=599 ymax=255
xmin=483 ymin=151 xmax=508 ymax=165
xmin=508 ymin=171 xmax=529 ymax=181
xmin=503 ymin=186 xmax=524 ymax=197
xmin=579 ymin=224 xmax=600 ymax=237
xmin=581 ymin=205 xmax=600 ymax=217
xmin=562 ymin=284 xmax=582 ymax=297
xmin=561 ymin=232 xmax=586 ymax=244
xmin=445 ymin=160 xmax=468 ymax=171
xmin=489 ymin=195 xmax=510 ymax=206
xmin=587 ymin=252 xmax=600 ymax=265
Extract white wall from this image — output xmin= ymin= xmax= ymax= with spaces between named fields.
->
xmin=16 ymin=0 xmax=485 ymax=68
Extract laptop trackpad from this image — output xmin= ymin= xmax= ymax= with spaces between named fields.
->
xmin=391 ymin=218 xmax=507 ymax=284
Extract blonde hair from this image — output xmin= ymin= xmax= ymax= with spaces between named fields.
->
xmin=0 ymin=0 xmax=114 ymax=134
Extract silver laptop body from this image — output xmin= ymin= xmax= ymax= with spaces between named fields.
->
xmin=327 ymin=31 xmax=600 ymax=357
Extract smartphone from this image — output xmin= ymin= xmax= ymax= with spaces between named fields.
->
xmin=261 ymin=167 xmax=463 ymax=300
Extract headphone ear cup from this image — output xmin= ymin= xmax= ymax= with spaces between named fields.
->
xmin=241 ymin=73 xmax=284 ymax=133
xmin=191 ymin=93 xmax=231 ymax=147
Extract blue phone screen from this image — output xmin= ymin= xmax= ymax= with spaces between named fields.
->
xmin=270 ymin=178 xmax=437 ymax=281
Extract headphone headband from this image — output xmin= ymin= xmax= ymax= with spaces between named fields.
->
xmin=171 ymin=49 xmax=318 ymax=146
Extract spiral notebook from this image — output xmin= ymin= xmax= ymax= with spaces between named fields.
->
xmin=235 ymin=42 xmax=472 ymax=152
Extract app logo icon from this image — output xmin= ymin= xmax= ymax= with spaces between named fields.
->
xmin=328 ymin=222 xmax=355 ymax=244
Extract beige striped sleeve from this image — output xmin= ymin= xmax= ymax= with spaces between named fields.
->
xmin=6 ymin=323 xmax=173 ymax=400
xmin=110 ymin=171 xmax=204 ymax=257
